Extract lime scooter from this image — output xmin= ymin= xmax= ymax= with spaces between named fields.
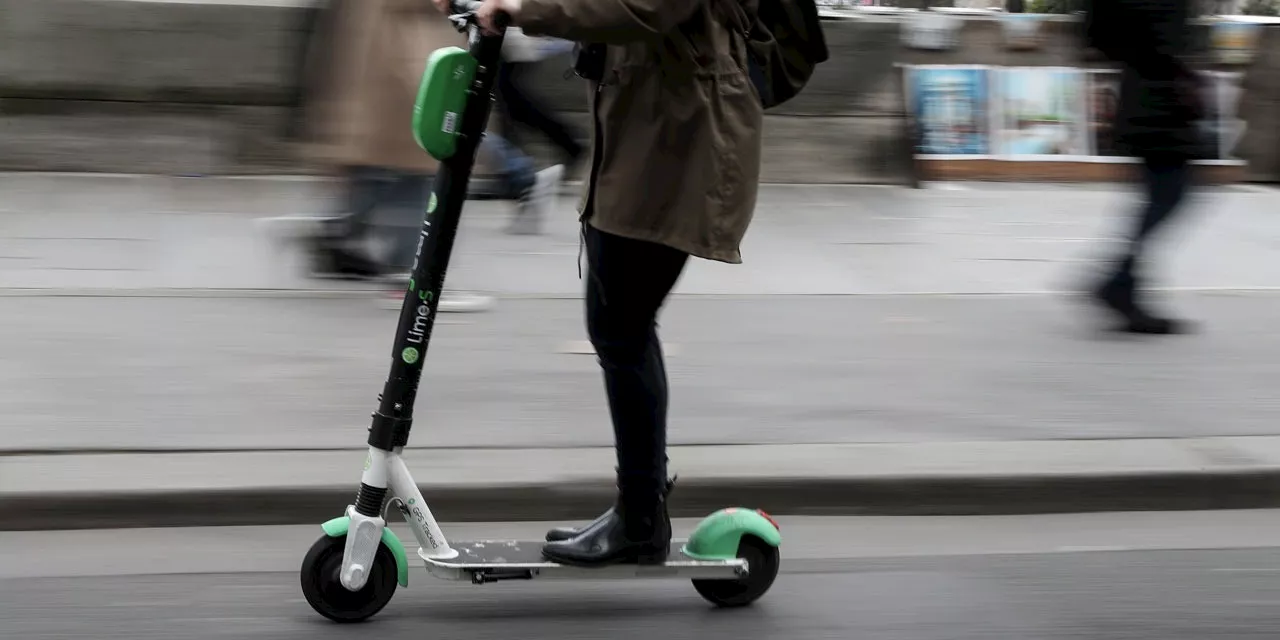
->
xmin=299 ymin=1 xmax=782 ymax=623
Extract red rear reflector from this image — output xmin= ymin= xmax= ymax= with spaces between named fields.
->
xmin=756 ymin=509 xmax=780 ymax=531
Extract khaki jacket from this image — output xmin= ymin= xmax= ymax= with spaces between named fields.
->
xmin=520 ymin=0 xmax=763 ymax=263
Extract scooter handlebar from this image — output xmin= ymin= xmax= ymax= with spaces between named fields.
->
xmin=451 ymin=0 xmax=483 ymax=14
xmin=450 ymin=0 xmax=510 ymax=29
xmin=453 ymin=0 xmax=506 ymax=25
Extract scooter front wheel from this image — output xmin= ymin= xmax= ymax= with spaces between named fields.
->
xmin=300 ymin=534 xmax=399 ymax=623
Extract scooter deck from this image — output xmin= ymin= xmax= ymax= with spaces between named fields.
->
xmin=420 ymin=540 xmax=748 ymax=583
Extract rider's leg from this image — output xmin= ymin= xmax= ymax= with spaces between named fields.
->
xmin=541 ymin=223 xmax=688 ymax=566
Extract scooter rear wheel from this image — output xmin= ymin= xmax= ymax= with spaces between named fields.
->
xmin=691 ymin=535 xmax=780 ymax=608
xmin=300 ymin=534 xmax=398 ymax=623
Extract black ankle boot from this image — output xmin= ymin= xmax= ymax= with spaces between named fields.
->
xmin=541 ymin=481 xmax=672 ymax=567
xmin=543 ymin=506 xmax=615 ymax=543
xmin=545 ymin=477 xmax=675 ymax=542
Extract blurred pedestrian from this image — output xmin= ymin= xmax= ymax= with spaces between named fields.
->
xmin=497 ymin=29 xmax=583 ymax=169
xmin=1083 ymin=0 xmax=1208 ymax=334
xmin=449 ymin=27 xmax=577 ymax=237
xmin=480 ymin=129 xmax=566 ymax=237
xmin=295 ymin=0 xmax=494 ymax=311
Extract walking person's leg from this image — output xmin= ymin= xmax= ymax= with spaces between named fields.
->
xmin=370 ymin=170 xmax=494 ymax=313
xmin=480 ymin=132 xmax=563 ymax=236
xmin=301 ymin=166 xmax=391 ymax=279
xmin=497 ymin=61 xmax=584 ymax=166
xmin=1094 ymin=154 xmax=1193 ymax=334
xmin=481 ymin=132 xmax=537 ymax=199
xmin=373 ymin=170 xmax=432 ymax=277
xmin=493 ymin=64 xmax=525 ymax=152
xmin=541 ymin=223 xmax=689 ymax=567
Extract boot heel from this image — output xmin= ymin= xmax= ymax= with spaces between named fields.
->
xmin=635 ymin=543 xmax=670 ymax=565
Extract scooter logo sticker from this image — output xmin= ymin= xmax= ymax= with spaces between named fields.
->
xmin=402 ymin=347 xmax=420 ymax=364
xmin=405 ymin=498 xmax=439 ymax=549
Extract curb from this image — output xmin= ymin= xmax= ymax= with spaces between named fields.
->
xmin=9 ymin=469 xmax=1280 ymax=531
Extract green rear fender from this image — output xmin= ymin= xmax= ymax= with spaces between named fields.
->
xmin=321 ymin=516 xmax=409 ymax=587
xmin=682 ymin=508 xmax=782 ymax=560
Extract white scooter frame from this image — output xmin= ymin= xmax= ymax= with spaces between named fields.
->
xmin=343 ymin=446 xmax=749 ymax=587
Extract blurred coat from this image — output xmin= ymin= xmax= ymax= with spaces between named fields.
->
xmin=1085 ymin=0 xmax=1209 ymax=161
xmin=518 ymin=0 xmax=764 ymax=264
xmin=302 ymin=0 xmax=466 ymax=173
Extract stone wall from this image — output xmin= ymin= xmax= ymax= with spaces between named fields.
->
xmin=0 ymin=0 xmax=305 ymax=175
xmin=1 ymin=1 xmax=1276 ymax=183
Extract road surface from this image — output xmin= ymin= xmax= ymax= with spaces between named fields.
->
xmin=5 ymin=512 xmax=1280 ymax=639
xmin=4 ymin=292 xmax=1280 ymax=452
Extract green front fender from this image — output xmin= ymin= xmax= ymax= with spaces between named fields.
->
xmin=681 ymin=508 xmax=782 ymax=561
xmin=321 ymin=516 xmax=409 ymax=587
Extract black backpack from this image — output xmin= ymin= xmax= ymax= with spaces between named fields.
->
xmin=720 ymin=0 xmax=830 ymax=109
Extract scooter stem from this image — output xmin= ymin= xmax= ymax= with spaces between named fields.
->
xmin=354 ymin=6 xmax=509 ymax=518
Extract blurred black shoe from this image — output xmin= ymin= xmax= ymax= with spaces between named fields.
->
xmin=304 ymin=235 xmax=384 ymax=280
xmin=1092 ymin=275 xmax=1193 ymax=335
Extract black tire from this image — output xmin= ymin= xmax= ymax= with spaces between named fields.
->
xmin=691 ymin=535 xmax=780 ymax=608
xmin=300 ymin=534 xmax=398 ymax=623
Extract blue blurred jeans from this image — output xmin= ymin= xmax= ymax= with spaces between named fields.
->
xmin=341 ymin=134 xmax=534 ymax=271
xmin=481 ymin=132 xmax=536 ymax=198
xmin=340 ymin=166 xmax=431 ymax=272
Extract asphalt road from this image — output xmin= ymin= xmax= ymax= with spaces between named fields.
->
xmin=5 ymin=292 xmax=1280 ymax=452
xmin=6 ymin=512 xmax=1280 ymax=639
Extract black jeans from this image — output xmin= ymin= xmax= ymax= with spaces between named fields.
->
xmin=1110 ymin=155 xmax=1192 ymax=287
xmin=584 ymin=225 xmax=688 ymax=494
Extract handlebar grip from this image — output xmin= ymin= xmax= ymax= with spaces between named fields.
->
xmin=450 ymin=0 xmax=511 ymax=29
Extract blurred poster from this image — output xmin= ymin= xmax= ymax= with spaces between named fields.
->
xmin=1002 ymin=13 xmax=1046 ymax=51
xmin=907 ymin=66 xmax=991 ymax=156
xmin=903 ymin=12 xmax=962 ymax=51
xmin=1086 ymin=70 xmax=1123 ymax=157
xmin=1218 ymin=72 xmax=1247 ymax=159
xmin=994 ymin=67 xmax=1089 ymax=158
xmin=1211 ymin=21 xmax=1263 ymax=66
xmin=1198 ymin=71 xmax=1248 ymax=160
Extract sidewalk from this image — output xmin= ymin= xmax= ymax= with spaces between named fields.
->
xmin=2 ymin=174 xmax=1279 ymax=295
xmin=4 ymin=174 xmax=1280 ymax=528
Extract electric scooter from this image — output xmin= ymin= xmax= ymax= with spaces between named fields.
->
xmin=299 ymin=1 xmax=782 ymax=623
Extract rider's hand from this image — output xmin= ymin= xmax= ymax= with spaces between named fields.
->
xmin=430 ymin=0 xmax=520 ymax=35
xmin=477 ymin=0 xmax=521 ymax=34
